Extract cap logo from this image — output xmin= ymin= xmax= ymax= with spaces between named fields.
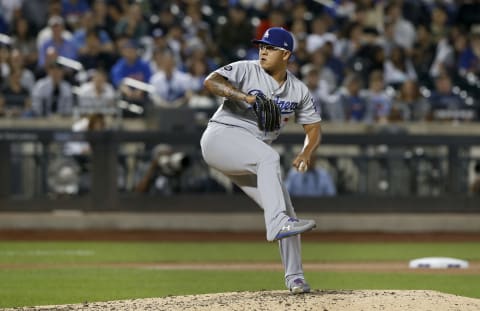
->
xmin=252 ymin=27 xmax=293 ymax=52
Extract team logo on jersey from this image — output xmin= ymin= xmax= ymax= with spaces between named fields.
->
xmin=247 ymin=89 xmax=298 ymax=113
xmin=223 ymin=65 xmax=232 ymax=71
xmin=248 ymin=89 xmax=264 ymax=97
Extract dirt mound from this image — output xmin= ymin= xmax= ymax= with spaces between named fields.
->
xmin=5 ymin=290 xmax=480 ymax=311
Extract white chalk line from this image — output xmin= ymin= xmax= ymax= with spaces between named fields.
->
xmin=0 ymin=250 xmax=95 ymax=256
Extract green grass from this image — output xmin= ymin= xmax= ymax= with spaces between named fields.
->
xmin=1 ymin=241 xmax=480 ymax=264
xmin=0 ymin=241 xmax=479 ymax=307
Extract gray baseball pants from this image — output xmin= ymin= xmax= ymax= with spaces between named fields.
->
xmin=200 ymin=122 xmax=305 ymax=282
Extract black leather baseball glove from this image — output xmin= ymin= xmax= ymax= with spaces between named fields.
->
xmin=252 ymin=94 xmax=281 ymax=132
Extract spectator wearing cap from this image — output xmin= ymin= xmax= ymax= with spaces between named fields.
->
xmin=110 ymin=40 xmax=151 ymax=117
xmin=110 ymin=40 xmax=151 ymax=88
xmin=38 ymin=16 xmax=78 ymax=68
xmin=31 ymin=62 xmax=73 ymax=117
xmin=37 ymin=13 xmax=73 ymax=51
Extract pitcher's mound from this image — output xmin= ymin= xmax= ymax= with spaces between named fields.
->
xmin=9 ymin=290 xmax=480 ymax=311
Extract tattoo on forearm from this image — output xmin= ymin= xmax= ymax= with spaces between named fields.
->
xmin=206 ymin=73 xmax=247 ymax=102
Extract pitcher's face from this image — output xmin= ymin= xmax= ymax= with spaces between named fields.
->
xmin=258 ymin=44 xmax=290 ymax=72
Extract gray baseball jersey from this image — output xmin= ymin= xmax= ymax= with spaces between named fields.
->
xmin=200 ymin=59 xmax=321 ymax=286
xmin=210 ymin=60 xmax=321 ymax=143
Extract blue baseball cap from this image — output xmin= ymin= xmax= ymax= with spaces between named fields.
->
xmin=252 ymin=27 xmax=294 ymax=52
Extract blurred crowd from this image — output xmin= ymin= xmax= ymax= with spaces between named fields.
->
xmin=1 ymin=0 xmax=480 ymax=123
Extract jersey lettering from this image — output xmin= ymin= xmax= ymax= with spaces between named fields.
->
xmin=248 ymin=89 xmax=298 ymax=113
xmin=273 ymin=96 xmax=298 ymax=113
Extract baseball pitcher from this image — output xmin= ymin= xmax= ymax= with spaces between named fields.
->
xmin=200 ymin=27 xmax=322 ymax=294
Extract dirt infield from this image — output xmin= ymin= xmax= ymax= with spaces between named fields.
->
xmin=2 ymin=229 xmax=480 ymax=242
xmin=4 ymin=290 xmax=480 ymax=311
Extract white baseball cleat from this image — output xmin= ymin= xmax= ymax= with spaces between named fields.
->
xmin=274 ymin=218 xmax=316 ymax=241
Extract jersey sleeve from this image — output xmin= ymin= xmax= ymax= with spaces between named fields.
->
xmin=214 ymin=61 xmax=247 ymax=86
xmin=295 ymin=89 xmax=322 ymax=124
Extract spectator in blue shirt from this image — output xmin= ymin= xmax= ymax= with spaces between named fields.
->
xmin=110 ymin=39 xmax=152 ymax=117
xmin=38 ymin=16 xmax=78 ymax=68
xmin=285 ymin=156 xmax=336 ymax=197
xmin=329 ymin=73 xmax=370 ymax=122
xmin=458 ymin=26 xmax=480 ymax=76
xmin=110 ymin=40 xmax=151 ymax=87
